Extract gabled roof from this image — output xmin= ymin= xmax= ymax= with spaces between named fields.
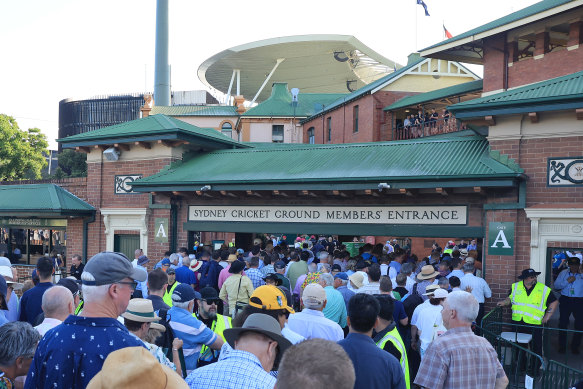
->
xmin=420 ymin=0 xmax=582 ymax=63
xmin=0 ymin=184 xmax=94 ymax=216
xmin=242 ymin=83 xmax=346 ymax=117
xmin=303 ymin=56 xmax=426 ymax=120
xmin=151 ymin=105 xmax=239 ymax=117
xmin=131 ymin=131 xmax=523 ymax=192
xmin=449 ymin=69 xmax=583 ymax=118
xmin=384 ymin=80 xmax=483 ymax=111
xmin=58 ymin=114 xmax=250 ymax=149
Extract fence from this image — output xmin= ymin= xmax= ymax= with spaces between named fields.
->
xmin=543 ymin=359 xmax=583 ymax=389
xmin=392 ymin=117 xmax=466 ymax=140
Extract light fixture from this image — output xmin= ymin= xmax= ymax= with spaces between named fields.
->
xmin=378 ymin=183 xmax=391 ymax=192
xmin=103 ymin=147 xmax=120 ymax=161
xmin=200 ymin=185 xmax=211 ymax=191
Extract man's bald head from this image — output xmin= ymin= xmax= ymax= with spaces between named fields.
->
xmin=42 ymin=285 xmax=74 ymax=320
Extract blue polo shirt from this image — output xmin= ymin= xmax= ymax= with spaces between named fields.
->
xmin=175 ymin=266 xmax=198 ymax=286
xmin=338 ymin=333 xmax=405 ymax=389
xmin=25 ymin=315 xmax=145 ymax=389
xmin=19 ymin=282 xmax=53 ymax=325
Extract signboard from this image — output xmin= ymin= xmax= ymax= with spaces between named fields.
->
xmin=154 ymin=218 xmax=169 ymax=243
xmin=548 ymin=157 xmax=583 ymax=186
xmin=0 ymin=218 xmax=67 ymax=230
xmin=188 ymin=205 xmax=467 ymax=225
xmin=115 ymin=175 xmax=143 ymax=194
xmin=488 ymin=222 xmax=514 ymax=256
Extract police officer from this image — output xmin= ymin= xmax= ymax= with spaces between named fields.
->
xmin=554 ymin=257 xmax=583 ymax=354
xmin=195 ymin=287 xmax=232 ymax=366
xmin=497 ymin=268 xmax=558 ymax=356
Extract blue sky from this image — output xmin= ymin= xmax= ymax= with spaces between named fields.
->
xmin=0 ymin=0 xmax=538 ymax=148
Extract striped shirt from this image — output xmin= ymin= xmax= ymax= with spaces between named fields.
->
xmin=167 ymin=306 xmax=217 ymax=374
xmin=459 ymin=273 xmax=492 ymax=303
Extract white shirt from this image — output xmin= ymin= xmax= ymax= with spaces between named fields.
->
xmin=380 ymin=264 xmax=390 ymax=276
xmin=35 ymin=318 xmax=62 ymax=336
xmin=282 ymin=324 xmax=306 ymax=344
xmin=416 ymin=303 xmax=443 ymax=350
xmin=287 ymin=308 xmax=344 ymax=342
xmin=459 ymin=273 xmax=492 ymax=303
xmin=356 ymin=282 xmax=380 ymax=295
xmin=411 ymin=299 xmax=431 ymax=327
xmin=447 ymin=269 xmax=465 ymax=280
xmin=392 ymin=275 xmax=415 ymax=293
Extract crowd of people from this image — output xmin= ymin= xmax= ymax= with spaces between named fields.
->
xmin=396 ymin=108 xmax=466 ymax=140
xmin=0 ymin=235 xmax=581 ymax=388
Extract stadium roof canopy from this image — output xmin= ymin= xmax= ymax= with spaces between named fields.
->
xmin=198 ymin=34 xmax=402 ymax=103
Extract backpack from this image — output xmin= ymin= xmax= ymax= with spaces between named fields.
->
xmin=402 ymin=283 xmax=424 ymax=320
xmin=154 ymin=309 xmax=176 ymax=359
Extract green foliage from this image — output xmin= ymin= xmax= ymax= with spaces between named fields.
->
xmin=56 ymin=149 xmax=87 ymax=177
xmin=0 ymin=114 xmax=49 ymax=180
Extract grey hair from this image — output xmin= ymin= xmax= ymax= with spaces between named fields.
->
xmin=308 ymin=263 xmax=318 ymax=273
xmin=462 ymin=262 xmax=474 ymax=273
xmin=42 ymin=285 xmax=73 ymax=318
xmin=320 ymin=263 xmax=331 ymax=273
xmin=319 ymin=273 xmax=334 ymax=286
xmin=0 ymin=322 xmax=41 ymax=367
xmin=319 ymin=251 xmax=329 ymax=260
xmin=437 ymin=277 xmax=450 ymax=288
xmin=81 ymin=272 xmax=112 ymax=303
xmin=446 ymin=291 xmax=479 ymax=323
xmin=401 ymin=262 xmax=413 ymax=275
xmin=173 ymin=300 xmax=191 ymax=310
xmin=182 ymin=256 xmax=191 ymax=265
xmin=169 ymin=253 xmax=180 ymax=264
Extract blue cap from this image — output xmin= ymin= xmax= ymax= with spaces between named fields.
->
xmin=334 ymin=272 xmax=349 ymax=281
xmin=172 ymin=283 xmax=201 ymax=303
xmin=160 ymin=258 xmax=171 ymax=266
xmin=237 ymin=248 xmax=244 ymax=254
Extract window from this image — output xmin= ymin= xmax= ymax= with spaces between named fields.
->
xmin=308 ymin=127 xmax=315 ymax=144
xmin=353 ymin=106 xmax=359 ymax=133
xmin=272 ymin=125 xmax=284 ymax=143
xmin=327 ymin=117 xmax=332 ymax=142
xmin=221 ymin=122 xmax=233 ymax=138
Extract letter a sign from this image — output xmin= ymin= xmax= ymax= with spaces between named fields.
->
xmin=488 ymin=222 xmax=514 ymax=255
xmin=154 ymin=218 xmax=169 ymax=243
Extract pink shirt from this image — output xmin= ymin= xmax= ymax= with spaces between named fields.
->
xmin=217 ymin=264 xmax=246 ymax=290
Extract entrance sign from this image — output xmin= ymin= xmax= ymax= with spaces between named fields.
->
xmin=488 ymin=222 xmax=514 ymax=255
xmin=154 ymin=218 xmax=169 ymax=243
xmin=188 ymin=205 xmax=467 ymax=225
xmin=0 ymin=218 xmax=67 ymax=230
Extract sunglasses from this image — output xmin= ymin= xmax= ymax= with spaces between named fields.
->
xmin=115 ymin=281 xmax=138 ymax=291
xmin=203 ymin=299 xmax=220 ymax=305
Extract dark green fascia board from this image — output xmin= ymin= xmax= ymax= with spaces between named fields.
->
xmin=483 ymin=180 xmax=526 ymax=210
xmin=0 ymin=210 xmax=95 ymax=217
xmin=59 ymin=132 xmax=249 ymax=150
xmin=149 ymin=193 xmax=171 ymax=209
xmin=451 ymin=100 xmax=583 ymax=119
xmin=132 ymin=177 xmax=521 ymax=193
xmin=183 ymin=220 xmax=484 ymax=238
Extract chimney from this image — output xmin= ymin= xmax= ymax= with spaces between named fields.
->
xmin=154 ymin=0 xmax=171 ymax=106
xmin=234 ymin=96 xmax=246 ymax=114
xmin=140 ymin=94 xmax=153 ymax=118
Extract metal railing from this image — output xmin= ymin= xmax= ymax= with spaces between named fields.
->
xmin=392 ymin=117 xmax=466 ymax=140
xmin=543 ymin=359 xmax=583 ymax=389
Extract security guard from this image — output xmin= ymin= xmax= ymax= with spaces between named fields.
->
xmin=374 ymin=295 xmax=410 ymax=389
xmin=162 ymin=268 xmax=180 ymax=307
xmin=498 ymin=268 xmax=558 ymax=356
xmin=195 ymin=287 xmax=232 ymax=366
xmin=554 ymin=257 xmax=583 ymax=354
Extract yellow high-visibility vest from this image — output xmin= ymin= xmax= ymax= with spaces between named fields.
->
xmin=198 ymin=314 xmax=232 ymax=362
xmin=376 ymin=326 xmax=410 ymax=389
xmin=510 ymin=281 xmax=550 ymax=325
xmin=163 ymin=281 xmax=180 ymax=307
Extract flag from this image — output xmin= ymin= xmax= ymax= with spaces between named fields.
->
xmin=417 ymin=0 xmax=430 ymax=16
xmin=443 ymin=24 xmax=453 ymax=39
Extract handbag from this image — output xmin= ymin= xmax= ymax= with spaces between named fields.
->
xmin=233 ymin=276 xmax=247 ymax=315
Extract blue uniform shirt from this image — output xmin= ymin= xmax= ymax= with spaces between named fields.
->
xmin=19 ymin=282 xmax=53 ymax=325
xmin=338 ymin=333 xmax=406 ymax=389
xmin=25 ymin=315 xmax=145 ymax=389
xmin=175 ymin=266 xmax=198 ymax=286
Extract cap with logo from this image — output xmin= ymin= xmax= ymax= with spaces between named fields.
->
xmin=249 ymin=285 xmax=294 ymax=314
xmin=172 ymin=283 xmax=201 ymax=303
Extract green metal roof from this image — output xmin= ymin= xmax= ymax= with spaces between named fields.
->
xmin=131 ymin=131 xmax=523 ymax=192
xmin=242 ymin=83 xmax=346 ymax=117
xmin=58 ymin=114 xmax=249 ymax=149
xmin=151 ymin=105 xmax=239 ymax=116
xmin=0 ymin=184 xmax=94 ymax=216
xmin=421 ymin=0 xmax=576 ymax=53
xmin=449 ymin=69 xmax=583 ymax=118
xmin=303 ymin=57 xmax=426 ymax=120
xmin=384 ymin=80 xmax=483 ymax=111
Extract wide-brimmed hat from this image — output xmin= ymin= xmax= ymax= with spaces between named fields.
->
xmin=137 ymin=255 xmax=150 ymax=267
xmin=0 ymin=266 xmax=22 ymax=290
xmin=263 ymin=273 xmax=282 ymax=286
xmin=518 ymin=268 xmax=541 ymax=280
xmin=87 ymin=347 xmax=187 ymax=389
xmin=249 ymin=285 xmax=294 ymax=314
xmin=223 ymin=313 xmax=292 ymax=355
xmin=423 ymin=284 xmax=441 ymax=296
xmin=122 ymin=299 xmax=161 ymax=323
xmin=417 ymin=265 xmax=439 ymax=280
xmin=459 ymin=248 xmax=468 ymax=256
xmin=567 ymin=257 xmax=581 ymax=266
xmin=349 ymin=273 xmax=364 ymax=289
xmin=227 ymin=254 xmax=238 ymax=263
xmin=190 ymin=259 xmax=203 ymax=272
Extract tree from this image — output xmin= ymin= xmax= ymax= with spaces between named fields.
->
xmin=56 ymin=149 xmax=87 ymax=177
xmin=0 ymin=114 xmax=49 ymax=180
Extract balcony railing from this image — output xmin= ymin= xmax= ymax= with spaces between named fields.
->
xmin=392 ymin=116 xmax=466 ymax=141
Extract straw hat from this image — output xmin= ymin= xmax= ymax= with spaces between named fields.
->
xmin=423 ymin=284 xmax=441 ymax=296
xmin=416 ymin=265 xmax=439 ymax=280
xmin=348 ymin=273 xmax=364 ymax=289
xmin=87 ymin=347 xmax=187 ymax=389
xmin=121 ymin=299 xmax=161 ymax=323
xmin=190 ymin=259 xmax=203 ymax=272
